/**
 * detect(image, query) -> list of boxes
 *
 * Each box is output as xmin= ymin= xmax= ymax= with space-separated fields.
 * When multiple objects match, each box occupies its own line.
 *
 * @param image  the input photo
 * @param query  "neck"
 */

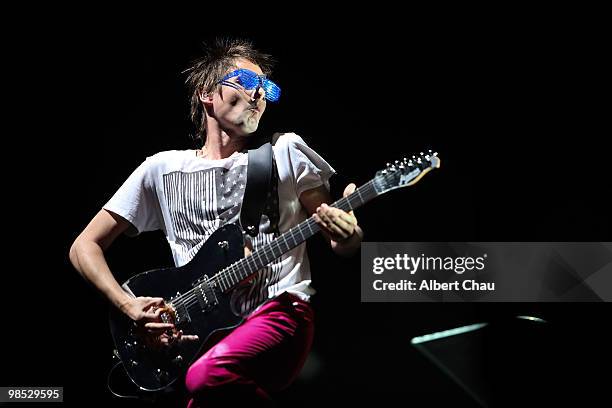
xmin=202 ymin=121 xmax=248 ymax=160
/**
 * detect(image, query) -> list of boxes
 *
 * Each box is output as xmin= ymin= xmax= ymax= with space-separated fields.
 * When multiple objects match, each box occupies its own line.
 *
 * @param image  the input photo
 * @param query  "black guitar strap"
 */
xmin=240 ymin=141 xmax=273 ymax=237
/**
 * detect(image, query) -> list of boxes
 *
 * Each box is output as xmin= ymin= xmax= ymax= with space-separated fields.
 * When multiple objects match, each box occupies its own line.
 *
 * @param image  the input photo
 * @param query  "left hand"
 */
xmin=313 ymin=183 xmax=359 ymax=243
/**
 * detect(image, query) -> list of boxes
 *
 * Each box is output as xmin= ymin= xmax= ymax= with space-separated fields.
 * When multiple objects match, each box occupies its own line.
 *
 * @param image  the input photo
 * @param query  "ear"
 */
xmin=199 ymin=90 xmax=213 ymax=105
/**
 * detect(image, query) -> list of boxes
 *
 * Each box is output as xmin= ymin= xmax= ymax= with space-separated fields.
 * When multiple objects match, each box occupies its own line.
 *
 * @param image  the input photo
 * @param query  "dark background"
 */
xmin=2 ymin=7 xmax=610 ymax=407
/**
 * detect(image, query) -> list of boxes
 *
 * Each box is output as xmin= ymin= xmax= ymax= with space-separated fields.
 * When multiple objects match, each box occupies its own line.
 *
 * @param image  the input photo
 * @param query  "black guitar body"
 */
xmin=109 ymin=224 xmax=245 ymax=391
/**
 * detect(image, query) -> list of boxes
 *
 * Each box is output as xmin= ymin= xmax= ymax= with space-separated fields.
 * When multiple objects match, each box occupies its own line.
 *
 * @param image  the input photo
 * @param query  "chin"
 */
xmin=241 ymin=119 xmax=260 ymax=134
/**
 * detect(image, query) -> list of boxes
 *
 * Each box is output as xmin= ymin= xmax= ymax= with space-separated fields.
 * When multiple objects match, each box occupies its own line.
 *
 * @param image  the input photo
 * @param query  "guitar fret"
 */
xmin=230 ymin=266 xmax=239 ymax=285
xmin=298 ymin=226 xmax=306 ymax=241
xmin=307 ymin=220 xmax=315 ymax=235
xmin=227 ymin=269 xmax=233 ymax=287
xmin=246 ymin=256 xmax=257 ymax=276
xmin=225 ymin=271 xmax=232 ymax=289
xmin=217 ymin=274 xmax=223 ymax=290
xmin=290 ymin=228 xmax=297 ymax=246
xmin=240 ymin=260 xmax=250 ymax=281
xmin=218 ymin=277 xmax=226 ymax=292
xmin=356 ymin=187 xmax=364 ymax=203
xmin=280 ymin=235 xmax=291 ymax=251
xmin=224 ymin=271 xmax=231 ymax=289
xmin=226 ymin=268 xmax=233 ymax=287
xmin=254 ymin=248 xmax=265 ymax=271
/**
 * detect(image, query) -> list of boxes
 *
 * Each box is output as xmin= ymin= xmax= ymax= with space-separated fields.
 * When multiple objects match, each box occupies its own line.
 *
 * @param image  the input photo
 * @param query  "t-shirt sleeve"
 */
xmin=103 ymin=156 xmax=162 ymax=236
xmin=278 ymin=133 xmax=336 ymax=197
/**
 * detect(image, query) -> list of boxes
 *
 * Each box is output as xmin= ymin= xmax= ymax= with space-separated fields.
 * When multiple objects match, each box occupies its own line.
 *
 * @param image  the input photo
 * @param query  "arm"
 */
xmin=69 ymin=210 xmax=174 ymax=338
xmin=69 ymin=209 xmax=134 ymax=311
xmin=299 ymin=184 xmax=364 ymax=257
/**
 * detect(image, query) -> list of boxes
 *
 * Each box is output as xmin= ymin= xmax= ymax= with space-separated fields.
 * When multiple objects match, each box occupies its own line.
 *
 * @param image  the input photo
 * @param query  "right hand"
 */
xmin=121 ymin=296 xmax=173 ymax=336
xmin=121 ymin=297 xmax=174 ymax=345
xmin=120 ymin=297 xmax=198 ymax=347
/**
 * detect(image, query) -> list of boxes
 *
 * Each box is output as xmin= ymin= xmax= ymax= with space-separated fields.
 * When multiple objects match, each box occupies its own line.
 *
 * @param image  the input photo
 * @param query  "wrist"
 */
xmin=117 ymin=294 xmax=135 ymax=314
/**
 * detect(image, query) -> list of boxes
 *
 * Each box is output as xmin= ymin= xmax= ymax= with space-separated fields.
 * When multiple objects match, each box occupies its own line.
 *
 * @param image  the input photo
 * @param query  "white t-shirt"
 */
xmin=104 ymin=133 xmax=335 ymax=316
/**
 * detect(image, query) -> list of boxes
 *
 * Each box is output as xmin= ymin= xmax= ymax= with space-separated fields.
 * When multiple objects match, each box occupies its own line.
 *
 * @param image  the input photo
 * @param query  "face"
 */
xmin=205 ymin=58 xmax=268 ymax=137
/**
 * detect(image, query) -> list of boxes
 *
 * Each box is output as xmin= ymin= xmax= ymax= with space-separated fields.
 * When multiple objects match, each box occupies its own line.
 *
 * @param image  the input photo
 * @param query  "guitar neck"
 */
xmin=213 ymin=179 xmax=379 ymax=292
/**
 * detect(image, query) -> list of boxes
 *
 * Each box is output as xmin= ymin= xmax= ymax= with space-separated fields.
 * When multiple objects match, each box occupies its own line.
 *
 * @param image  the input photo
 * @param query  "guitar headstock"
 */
xmin=373 ymin=150 xmax=441 ymax=194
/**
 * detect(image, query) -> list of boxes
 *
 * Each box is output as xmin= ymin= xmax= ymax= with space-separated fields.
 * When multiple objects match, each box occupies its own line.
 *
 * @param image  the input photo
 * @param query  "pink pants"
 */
xmin=184 ymin=292 xmax=314 ymax=407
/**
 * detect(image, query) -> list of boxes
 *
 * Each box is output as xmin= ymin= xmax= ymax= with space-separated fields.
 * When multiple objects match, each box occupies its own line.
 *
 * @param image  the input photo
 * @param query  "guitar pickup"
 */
xmin=195 ymin=275 xmax=218 ymax=312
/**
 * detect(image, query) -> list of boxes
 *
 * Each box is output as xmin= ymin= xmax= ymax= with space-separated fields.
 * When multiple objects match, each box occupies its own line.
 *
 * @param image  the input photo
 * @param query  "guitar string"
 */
xmin=170 ymin=159 xmax=428 ymax=313
xmin=174 ymin=162 xmax=421 ymax=313
xmin=207 ymin=180 xmax=377 ymax=290
xmin=175 ymin=160 xmax=423 ymax=313
xmin=176 ymin=181 xmax=378 ymax=312
xmin=175 ymin=180 xmax=378 ymax=311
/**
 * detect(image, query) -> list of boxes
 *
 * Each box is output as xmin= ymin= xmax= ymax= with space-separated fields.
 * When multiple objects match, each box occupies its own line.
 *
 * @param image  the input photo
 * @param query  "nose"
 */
xmin=250 ymin=84 xmax=265 ymax=102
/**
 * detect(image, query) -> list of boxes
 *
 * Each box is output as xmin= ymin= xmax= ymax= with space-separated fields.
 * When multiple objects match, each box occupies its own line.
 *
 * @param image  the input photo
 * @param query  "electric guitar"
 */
xmin=109 ymin=150 xmax=441 ymax=392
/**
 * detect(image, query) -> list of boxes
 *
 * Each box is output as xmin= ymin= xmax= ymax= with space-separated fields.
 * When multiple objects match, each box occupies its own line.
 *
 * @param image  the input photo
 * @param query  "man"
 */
xmin=69 ymin=38 xmax=363 ymax=407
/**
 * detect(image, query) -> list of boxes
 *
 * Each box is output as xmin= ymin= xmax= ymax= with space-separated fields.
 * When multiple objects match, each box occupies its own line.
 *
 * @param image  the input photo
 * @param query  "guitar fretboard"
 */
xmin=213 ymin=179 xmax=379 ymax=292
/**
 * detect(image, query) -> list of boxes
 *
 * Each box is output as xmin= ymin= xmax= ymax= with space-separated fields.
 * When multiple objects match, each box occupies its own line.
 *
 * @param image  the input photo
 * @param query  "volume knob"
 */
xmin=172 ymin=355 xmax=184 ymax=366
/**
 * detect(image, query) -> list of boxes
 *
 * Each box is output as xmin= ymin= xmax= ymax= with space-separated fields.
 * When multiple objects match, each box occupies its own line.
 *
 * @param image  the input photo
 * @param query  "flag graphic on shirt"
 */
xmin=162 ymin=163 xmax=282 ymax=316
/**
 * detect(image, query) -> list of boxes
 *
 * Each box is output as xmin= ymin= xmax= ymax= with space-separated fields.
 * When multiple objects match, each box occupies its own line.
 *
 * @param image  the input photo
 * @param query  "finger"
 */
xmin=320 ymin=213 xmax=346 ymax=237
xmin=147 ymin=329 xmax=172 ymax=338
xmin=329 ymin=215 xmax=353 ymax=234
xmin=314 ymin=213 xmax=331 ymax=230
xmin=144 ymin=322 xmax=174 ymax=330
xmin=325 ymin=211 xmax=354 ymax=235
xmin=144 ymin=297 xmax=165 ymax=308
xmin=332 ymin=205 xmax=356 ymax=221
xmin=145 ymin=329 xmax=172 ymax=338
xmin=179 ymin=335 xmax=200 ymax=343
xmin=172 ymin=330 xmax=183 ymax=342
xmin=321 ymin=209 xmax=352 ymax=235
xmin=320 ymin=204 xmax=349 ymax=221
xmin=326 ymin=221 xmax=349 ymax=240
xmin=175 ymin=330 xmax=198 ymax=342
xmin=320 ymin=208 xmax=347 ymax=227
xmin=314 ymin=215 xmax=334 ymax=240
xmin=337 ymin=211 xmax=357 ymax=226
xmin=343 ymin=183 xmax=357 ymax=198
xmin=142 ymin=307 xmax=164 ymax=321
xmin=318 ymin=204 xmax=336 ymax=223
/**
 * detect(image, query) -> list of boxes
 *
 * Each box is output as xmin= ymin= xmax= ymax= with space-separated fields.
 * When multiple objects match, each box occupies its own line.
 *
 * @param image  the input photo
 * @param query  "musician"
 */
xmin=68 ymin=38 xmax=363 ymax=407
